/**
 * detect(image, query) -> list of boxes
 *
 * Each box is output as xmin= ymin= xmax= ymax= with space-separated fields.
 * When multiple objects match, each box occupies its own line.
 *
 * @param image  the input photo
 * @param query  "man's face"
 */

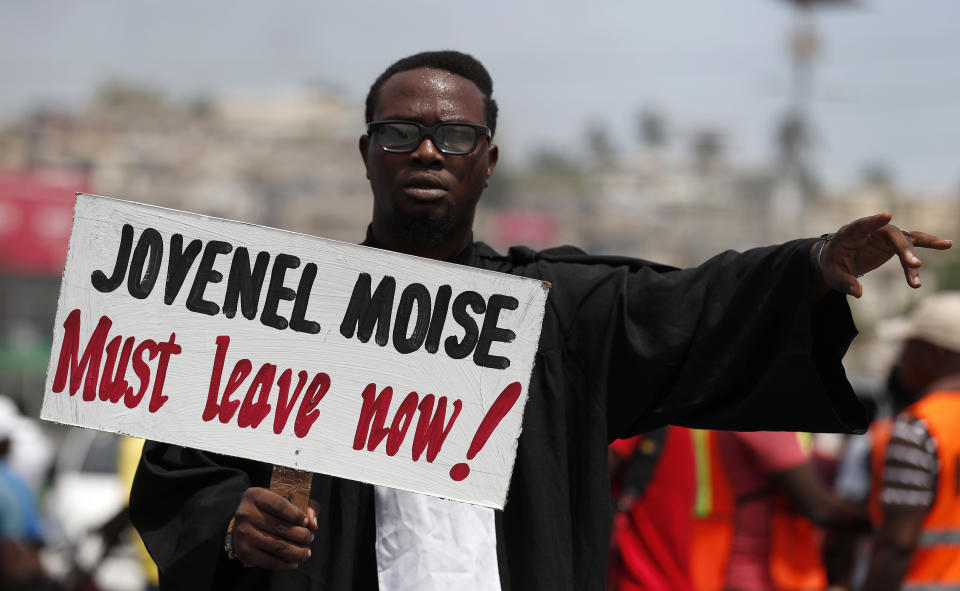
xmin=896 ymin=338 xmax=948 ymax=399
xmin=360 ymin=67 xmax=498 ymax=249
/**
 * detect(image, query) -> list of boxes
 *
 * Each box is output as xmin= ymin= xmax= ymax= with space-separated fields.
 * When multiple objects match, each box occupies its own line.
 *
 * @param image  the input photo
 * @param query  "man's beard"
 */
xmin=391 ymin=206 xmax=458 ymax=247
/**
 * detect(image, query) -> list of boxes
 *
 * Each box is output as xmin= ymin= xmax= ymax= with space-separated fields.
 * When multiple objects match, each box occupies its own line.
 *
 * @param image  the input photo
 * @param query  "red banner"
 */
xmin=0 ymin=170 xmax=89 ymax=275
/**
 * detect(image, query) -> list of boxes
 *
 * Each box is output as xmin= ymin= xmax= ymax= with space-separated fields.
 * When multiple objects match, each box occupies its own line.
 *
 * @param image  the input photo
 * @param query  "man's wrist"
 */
xmin=808 ymin=235 xmax=834 ymax=303
xmin=814 ymin=233 xmax=835 ymax=274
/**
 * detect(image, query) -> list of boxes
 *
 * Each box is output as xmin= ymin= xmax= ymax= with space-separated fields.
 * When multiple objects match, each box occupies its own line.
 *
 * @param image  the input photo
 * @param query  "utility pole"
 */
xmin=770 ymin=0 xmax=857 ymax=232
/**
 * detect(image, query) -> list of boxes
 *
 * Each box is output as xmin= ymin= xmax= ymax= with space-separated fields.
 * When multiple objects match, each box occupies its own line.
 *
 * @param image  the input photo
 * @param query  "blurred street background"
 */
xmin=1 ymin=0 xmax=959 ymax=589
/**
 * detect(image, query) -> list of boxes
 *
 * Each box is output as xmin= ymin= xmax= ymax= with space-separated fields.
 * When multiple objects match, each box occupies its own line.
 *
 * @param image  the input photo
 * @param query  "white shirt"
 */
xmin=374 ymin=486 xmax=501 ymax=591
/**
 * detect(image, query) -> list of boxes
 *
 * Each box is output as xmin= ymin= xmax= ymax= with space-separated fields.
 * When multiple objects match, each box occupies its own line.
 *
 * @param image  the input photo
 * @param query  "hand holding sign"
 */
xmin=42 ymin=195 xmax=548 ymax=509
xmin=230 ymin=486 xmax=318 ymax=569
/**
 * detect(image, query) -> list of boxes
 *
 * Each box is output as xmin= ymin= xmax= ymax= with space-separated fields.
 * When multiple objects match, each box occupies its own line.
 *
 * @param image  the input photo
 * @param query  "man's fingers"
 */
xmin=239 ymin=506 xmax=314 ymax=545
xmin=236 ymin=541 xmax=302 ymax=571
xmin=829 ymin=268 xmax=863 ymax=299
xmin=307 ymin=500 xmax=320 ymax=532
xmin=903 ymin=230 xmax=953 ymax=251
xmin=883 ymin=225 xmax=922 ymax=267
xmin=903 ymin=267 xmax=922 ymax=289
xmin=235 ymin=523 xmax=312 ymax=567
xmin=843 ymin=212 xmax=893 ymax=237
xmin=876 ymin=225 xmax=927 ymax=288
xmin=251 ymin=488 xmax=308 ymax=525
xmin=262 ymin=517 xmax=314 ymax=545
xmin=249 ymin=528 xmax=311 ymax=563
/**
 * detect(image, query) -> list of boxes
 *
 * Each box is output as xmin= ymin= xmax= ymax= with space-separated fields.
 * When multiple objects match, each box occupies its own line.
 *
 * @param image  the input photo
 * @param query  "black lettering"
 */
xmin=164 ymin=234 xmax=202 ymax=305
xmin=444 ymin=291 xmax=485 ymax=359
xmin=260 ymin=254 xmax=300 ymax=330
xmin=186 ymin=240 xmax=232 ymax=316
xmin=91 ymin=224 xmax=133 ymax=293
xmin=223 ymin=249 xmax=270 ymax=320
xmin=289 ymin=263 xmax=321 ymax=334
xmin=339 ymin=273 xmax=396 ymax=346
xmin=424 ymin=285 xmax=451 ymax=354
xmin=127 ymin=227 xmax=163 ymax=299
xmin=474 ymin=294 xmax=518 ymax=369
xmin=393 ymin=283 xmax=431 ymax=354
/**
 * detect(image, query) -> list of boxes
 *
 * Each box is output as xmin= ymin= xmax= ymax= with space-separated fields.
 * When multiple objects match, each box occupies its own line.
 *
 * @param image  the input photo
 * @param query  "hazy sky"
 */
xmin=3 ymin=0 xmax=958 ymax=190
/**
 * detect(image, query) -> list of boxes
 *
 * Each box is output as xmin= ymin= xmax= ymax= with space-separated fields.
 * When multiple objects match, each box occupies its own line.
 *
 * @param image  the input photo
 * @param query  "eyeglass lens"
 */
xmin=376 ymin=122 xmax=480 ymax=154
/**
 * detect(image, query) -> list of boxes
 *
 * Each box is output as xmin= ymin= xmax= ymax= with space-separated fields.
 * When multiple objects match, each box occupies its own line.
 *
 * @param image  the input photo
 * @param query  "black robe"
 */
xmin=130 ymin=237 xmax=865 ymax=591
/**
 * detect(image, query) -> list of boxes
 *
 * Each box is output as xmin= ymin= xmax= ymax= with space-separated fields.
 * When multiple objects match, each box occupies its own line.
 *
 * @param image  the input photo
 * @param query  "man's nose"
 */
xmin=410 ymin=135 xmax=444 ymax=165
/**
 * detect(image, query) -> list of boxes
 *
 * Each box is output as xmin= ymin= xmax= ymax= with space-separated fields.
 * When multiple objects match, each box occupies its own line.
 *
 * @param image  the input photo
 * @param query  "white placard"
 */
xmin=41 ymin=194 xmax=549 ymax=509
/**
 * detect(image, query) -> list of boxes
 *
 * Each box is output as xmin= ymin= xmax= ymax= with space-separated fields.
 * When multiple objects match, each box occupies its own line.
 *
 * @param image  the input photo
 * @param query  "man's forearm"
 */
xmin=859 ymin=538 xmax=913 ymax=591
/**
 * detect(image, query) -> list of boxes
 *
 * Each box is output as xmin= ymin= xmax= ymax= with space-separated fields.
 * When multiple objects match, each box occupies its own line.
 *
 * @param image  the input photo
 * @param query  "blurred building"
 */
xmin=0 ymin=82 xmax=372 ymax=241
xmin=0 ymin=81 xmax=957 ymax=403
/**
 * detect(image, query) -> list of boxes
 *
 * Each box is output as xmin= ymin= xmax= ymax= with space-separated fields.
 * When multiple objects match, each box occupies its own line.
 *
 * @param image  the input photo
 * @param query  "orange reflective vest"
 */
xmin=768 ymin=499 xmax=827 ymax=591
xmin=691 ymin=430 xmax=734 ymax=591
xmin=901 ymin=390 xmax=960 ymax=590
xmin=768 ymin=432 xmax=827 ymax=591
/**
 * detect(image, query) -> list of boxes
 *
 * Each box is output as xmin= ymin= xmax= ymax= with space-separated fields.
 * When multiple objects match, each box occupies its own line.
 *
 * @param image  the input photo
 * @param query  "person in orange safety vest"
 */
xmin=862 ymin=293 xmax=960 ymax=591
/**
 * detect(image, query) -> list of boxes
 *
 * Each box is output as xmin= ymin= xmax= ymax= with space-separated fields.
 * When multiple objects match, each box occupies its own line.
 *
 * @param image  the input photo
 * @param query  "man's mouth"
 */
xmin=401 ymin=175 xmax=448 ymax=201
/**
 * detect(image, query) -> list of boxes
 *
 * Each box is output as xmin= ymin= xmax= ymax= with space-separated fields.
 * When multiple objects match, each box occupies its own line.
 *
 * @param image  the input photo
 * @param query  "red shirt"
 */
xmin=609 ymin=426 xmax=696 ymax=591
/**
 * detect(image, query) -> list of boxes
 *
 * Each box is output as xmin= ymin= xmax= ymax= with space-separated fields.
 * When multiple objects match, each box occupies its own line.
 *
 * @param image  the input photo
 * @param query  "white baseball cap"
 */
xmin=877 ymin=292 xmax=960 ymax=354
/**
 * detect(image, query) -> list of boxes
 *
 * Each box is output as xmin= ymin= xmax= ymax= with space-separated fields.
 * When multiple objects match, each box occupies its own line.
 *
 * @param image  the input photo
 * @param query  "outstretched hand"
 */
xmin=230 ymin=487 xmax=319 ymax=570
xmin=817 ymin=212 xmax=952 ymax=298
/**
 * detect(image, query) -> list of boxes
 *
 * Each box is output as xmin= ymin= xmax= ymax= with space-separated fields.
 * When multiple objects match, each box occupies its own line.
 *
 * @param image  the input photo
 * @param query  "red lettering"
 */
xmin=293 ymin=373 xmax=330 ymax=438
xmin=51 ymin=309 xmax=179 ymax=413
xmin=99 ymin=336 xmax=134 ymax=403
xmin=385 ymin=393 xmax=418 ymax=456
xmin=148 ymin=334 xmax=181 ymax=413
xmin=52 ymin=309 xmax=112 ymax=400
xmin=352 ymin=385 xmax=463 ymax=461
xmin=353 ymin=384 xmax=393 ymax=451
xmin=204 ymin=338 xmax=332 ymax=436
xmin=273 ymin=369 xmax=308 ymax=434
xmin=219 ymin=359 xmax=252 ymax=424
xmin=450 ymin=382 xmax=523 ymax=481
xmin=127 ymin=340 xmax=157 ymax=408
xmin=237 ymin=363 xmax=276 ymax=428
xmin=203 ymin=336 xmax=230 ymax=421
xmin=412 ymin=395 xmax=462 ymax=462
xmin=131 ymin=339 xmax=156 ymax=404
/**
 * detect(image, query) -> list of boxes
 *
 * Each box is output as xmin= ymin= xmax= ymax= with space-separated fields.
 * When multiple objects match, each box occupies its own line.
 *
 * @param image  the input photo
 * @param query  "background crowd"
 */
xmin=608 ymin=289 xmax=960 ymax=591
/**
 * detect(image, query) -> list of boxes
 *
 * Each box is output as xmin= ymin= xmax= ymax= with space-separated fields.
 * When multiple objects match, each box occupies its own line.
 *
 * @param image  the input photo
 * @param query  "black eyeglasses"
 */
xmin=367 ymin=120 xmax=492 ymax=155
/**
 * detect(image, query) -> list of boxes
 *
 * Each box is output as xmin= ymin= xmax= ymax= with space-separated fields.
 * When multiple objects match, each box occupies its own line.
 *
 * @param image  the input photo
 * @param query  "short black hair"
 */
xmin=365 ymin=50 xmax=498 ymax=136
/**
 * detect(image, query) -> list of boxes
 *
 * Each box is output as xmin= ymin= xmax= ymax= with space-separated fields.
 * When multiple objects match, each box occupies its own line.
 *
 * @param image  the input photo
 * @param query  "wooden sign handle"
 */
xmin=269 ymin=465 xmax=313 ymax=513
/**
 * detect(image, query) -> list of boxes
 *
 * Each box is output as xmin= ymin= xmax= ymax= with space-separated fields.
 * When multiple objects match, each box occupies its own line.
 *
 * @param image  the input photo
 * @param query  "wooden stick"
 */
xmin=269 ymin=465 xmax=313 ymax=513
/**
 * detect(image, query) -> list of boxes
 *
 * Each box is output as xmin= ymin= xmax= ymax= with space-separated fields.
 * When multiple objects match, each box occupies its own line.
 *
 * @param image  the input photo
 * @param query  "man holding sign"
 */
xmin=128 ymin=51 xmax=951 ymax=590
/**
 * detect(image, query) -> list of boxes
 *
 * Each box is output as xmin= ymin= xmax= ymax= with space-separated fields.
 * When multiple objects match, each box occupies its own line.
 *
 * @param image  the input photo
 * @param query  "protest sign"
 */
xmin=41 ymin=194 xmax=549 ymax=509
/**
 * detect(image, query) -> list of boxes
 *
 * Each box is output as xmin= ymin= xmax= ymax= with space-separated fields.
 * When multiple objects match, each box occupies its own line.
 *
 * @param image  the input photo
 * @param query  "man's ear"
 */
xmin=485 ymin=143 xmax=499 ymax=188
xmin=359 ymin=135 xmax=371 ymax=179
